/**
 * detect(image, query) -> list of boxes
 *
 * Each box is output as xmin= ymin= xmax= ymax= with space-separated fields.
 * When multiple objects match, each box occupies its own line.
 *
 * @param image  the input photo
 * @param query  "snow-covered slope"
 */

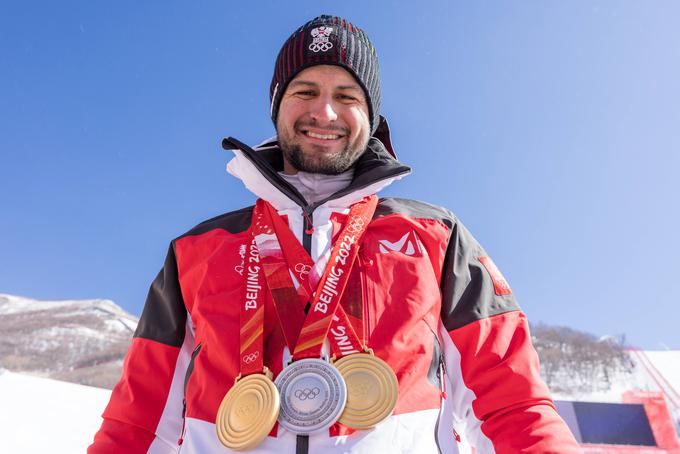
xmin=0 ymin=369 xmax=111 ymax=453
xmin=551 ymin=350 xmax=680 ymax=403
xmin=632 ymin=350 xmax=680 ymax=412
xmin=0 ymin=293 xmax=138 ymax=388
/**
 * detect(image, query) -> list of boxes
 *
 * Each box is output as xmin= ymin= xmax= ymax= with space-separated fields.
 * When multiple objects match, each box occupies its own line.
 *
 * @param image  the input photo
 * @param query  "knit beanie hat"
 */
xmin=269 ymin=15 xmax=381 ymax=134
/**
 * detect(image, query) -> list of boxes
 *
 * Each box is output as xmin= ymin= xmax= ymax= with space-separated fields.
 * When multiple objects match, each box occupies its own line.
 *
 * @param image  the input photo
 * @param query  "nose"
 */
xmin=309 ymin=96 xmax=338 ymax=124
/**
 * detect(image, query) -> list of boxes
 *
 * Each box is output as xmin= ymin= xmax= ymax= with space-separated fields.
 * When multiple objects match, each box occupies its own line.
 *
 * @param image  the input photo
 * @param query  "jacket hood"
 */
xmin=222 ymin=135 xmax=411 ymax=212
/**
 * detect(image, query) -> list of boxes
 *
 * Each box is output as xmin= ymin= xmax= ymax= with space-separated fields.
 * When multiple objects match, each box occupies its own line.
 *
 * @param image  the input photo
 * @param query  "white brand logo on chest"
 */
xmin=378 ymin=231 xmax=421 ymax=256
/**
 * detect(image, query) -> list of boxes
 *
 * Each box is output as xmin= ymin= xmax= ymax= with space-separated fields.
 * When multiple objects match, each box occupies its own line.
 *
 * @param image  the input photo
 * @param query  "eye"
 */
xmin=295 ymin=90 xmax=316 ymax=98
xmin=338 ymin=94 xmax=357 ymax=101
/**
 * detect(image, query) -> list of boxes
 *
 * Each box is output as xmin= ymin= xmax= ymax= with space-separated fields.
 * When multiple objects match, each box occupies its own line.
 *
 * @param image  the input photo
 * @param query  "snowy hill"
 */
xmin=0 ymin=293 xmax=137 ymax=388
xmin=0 ymin=369 xmax=111 ymax=453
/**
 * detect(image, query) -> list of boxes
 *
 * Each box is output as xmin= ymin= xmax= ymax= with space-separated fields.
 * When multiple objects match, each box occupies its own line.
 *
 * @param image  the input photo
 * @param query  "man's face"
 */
xmin=276 ymin=65 xmax=371 ymax=175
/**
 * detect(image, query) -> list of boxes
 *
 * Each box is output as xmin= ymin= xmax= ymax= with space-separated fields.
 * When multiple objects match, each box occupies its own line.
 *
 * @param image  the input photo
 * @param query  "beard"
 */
xmin=277 ymin=121 xmax=369 ymax=175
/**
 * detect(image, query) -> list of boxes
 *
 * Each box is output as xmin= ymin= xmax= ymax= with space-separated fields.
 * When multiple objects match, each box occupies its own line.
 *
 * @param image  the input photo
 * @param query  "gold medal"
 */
xmin=335 ymin=351 xmax=398 ymax=429
xmin=216 ymin=370 xmax=280 ymax=451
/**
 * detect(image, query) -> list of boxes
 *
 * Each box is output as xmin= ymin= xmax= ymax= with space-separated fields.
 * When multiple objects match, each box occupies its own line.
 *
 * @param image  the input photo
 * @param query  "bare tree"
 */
xmin=531 ymin=323 xmax=633 ymax=394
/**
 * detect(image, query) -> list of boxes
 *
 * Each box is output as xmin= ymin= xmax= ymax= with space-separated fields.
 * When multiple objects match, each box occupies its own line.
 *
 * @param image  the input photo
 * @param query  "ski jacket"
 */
xmin=89 ymin=136 xmax=580 ymax=454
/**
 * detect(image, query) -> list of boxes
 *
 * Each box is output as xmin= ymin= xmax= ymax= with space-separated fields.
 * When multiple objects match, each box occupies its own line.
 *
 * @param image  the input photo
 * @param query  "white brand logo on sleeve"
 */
xmin=309 ymin=26 xmax=333 ymax=53
xmin=378 ymin=231 xmax=422 ymax=256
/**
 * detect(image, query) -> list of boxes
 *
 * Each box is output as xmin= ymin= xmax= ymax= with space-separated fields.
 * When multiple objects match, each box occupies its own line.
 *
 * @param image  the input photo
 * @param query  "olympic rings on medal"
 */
xmin=242 ymin=352 xmax=259 ymax=364
xmin=294 ymin=263 xmax=312 ymax=277
xmin=345 ymin=216 xmax=365 ymax=234
xmin=294 ymin=387 xmax=320 ymax=401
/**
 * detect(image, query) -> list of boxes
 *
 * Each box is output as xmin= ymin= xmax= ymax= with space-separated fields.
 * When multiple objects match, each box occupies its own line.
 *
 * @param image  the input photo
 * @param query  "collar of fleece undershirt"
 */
xmin=277 ymin=169 xmax=354 ymax=205
xmin=223 ymin=136 xmax=411 ymax=212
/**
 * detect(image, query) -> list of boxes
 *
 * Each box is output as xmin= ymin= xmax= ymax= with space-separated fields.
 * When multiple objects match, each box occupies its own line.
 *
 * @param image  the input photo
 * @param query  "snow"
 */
xmin=105 ymin=317 xmax=137 ymax=333
xmin=552 ymin=350 xmax=680 ymax=415
xmin=0 ymin=293 xmax=136 ymax=323
xmin=0 ymin=293 xmax=90 ymax=314
xmin=0 ymin=369 xmax=112 ymax=453
xmin=644 ymin=350 xmax=680 ymax=399
xmin=38 ymin=325 xmax=111 ymax=340
xmin=633 ymin=349 xmax=680 ymax=424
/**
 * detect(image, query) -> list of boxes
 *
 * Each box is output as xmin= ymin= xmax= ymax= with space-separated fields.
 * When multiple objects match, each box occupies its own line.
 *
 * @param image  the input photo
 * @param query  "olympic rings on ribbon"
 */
xmin=242 ymin=351 xmax=259 ymax=364
xmin=345 ymin=216 xmax=365 ymax=234
xmin=294 ymin=263 xmax=312 ymax=277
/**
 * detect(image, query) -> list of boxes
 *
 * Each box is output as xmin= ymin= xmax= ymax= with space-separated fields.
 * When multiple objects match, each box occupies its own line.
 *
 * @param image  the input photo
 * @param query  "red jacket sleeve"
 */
xmin=439 ymin=219 xmax=581 ymax=453
xmin=89 ymin=243 xmax=192 ymax=454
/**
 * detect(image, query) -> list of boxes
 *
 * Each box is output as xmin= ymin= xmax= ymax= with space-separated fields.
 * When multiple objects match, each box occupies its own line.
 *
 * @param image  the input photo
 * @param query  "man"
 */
xmin=90 ymin=15 xmax=580 ymax=453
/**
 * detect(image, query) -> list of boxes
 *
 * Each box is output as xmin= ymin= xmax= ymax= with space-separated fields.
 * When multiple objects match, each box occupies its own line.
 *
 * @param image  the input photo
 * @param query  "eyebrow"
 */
xmin=288 ymin=80 xmax=362 ymax=91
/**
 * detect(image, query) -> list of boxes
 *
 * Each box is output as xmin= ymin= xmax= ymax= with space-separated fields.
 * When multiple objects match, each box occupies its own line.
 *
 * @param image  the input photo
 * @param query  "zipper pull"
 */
xmin=439 ymin=352 xmax=448 ymax=399
xmin=178 ymin=398 xmax=187 ymax=445
xmin=303 ymin=210 xmax=314 ymax=235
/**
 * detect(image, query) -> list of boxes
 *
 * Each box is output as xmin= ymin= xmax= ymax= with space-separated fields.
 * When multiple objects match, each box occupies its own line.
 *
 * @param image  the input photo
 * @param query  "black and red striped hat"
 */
xmin=269 ymin=15 xmax=381 ymax=134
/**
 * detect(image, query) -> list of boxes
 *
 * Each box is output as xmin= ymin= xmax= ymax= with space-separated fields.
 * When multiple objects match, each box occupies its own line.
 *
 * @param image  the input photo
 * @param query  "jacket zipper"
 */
xmin=294 ymin=205 xmax=321 ymax=454
xmin=178 ymin=343 xmax=202 ymax=446
xmin=178 ymin=399 xmax=187 ymax=446
xmin=426 ymin=327 xmax=445 ymax=454
xmin=357 ymin=255 xmax=372 ymax=339
xmin=297 ymin=207 xmax=314 ymax=453
xmin=302 ymin=207 xmax=314 ymax=255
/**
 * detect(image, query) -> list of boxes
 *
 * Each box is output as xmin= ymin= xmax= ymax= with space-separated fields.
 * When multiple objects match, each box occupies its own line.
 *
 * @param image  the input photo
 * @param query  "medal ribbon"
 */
xmin=253 ymin=196 xmax=375 ymax=361
xmin=238 ymin=237 xmax=266 ymax=376
xmin=261 ymin=202 xmax=365 ymax=359
xmin=292 ymin=195 xmax=375 ymax=359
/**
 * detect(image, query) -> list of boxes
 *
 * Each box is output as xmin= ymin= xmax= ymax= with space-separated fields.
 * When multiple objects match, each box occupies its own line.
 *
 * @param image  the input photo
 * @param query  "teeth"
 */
xmin=306 ymin=131 xmax=340 ymax=140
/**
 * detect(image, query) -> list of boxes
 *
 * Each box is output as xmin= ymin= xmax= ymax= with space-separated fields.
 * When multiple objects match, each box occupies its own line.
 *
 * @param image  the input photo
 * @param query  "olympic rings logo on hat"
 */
xmin=346 ymin=216 xmax=365 ymax=234
xmin=294 ymin=263 xmax=311 ymax=277
xmin=309 ymin=26 xmax=333 ymax=53
xmin=294 ymin=387 xmax=320 ymax=401
xmin=242 ymin=352 xmax=259 ymax=364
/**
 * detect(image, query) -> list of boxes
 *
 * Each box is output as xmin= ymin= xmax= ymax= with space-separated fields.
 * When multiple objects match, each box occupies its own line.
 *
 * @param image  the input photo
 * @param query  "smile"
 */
xmin=303 ymin=131 xmax=343 ymax=140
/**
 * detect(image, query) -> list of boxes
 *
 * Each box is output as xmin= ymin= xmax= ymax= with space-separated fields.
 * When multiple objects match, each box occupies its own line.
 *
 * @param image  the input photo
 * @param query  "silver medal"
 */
xmin=274 ymin=358 xmax=347 ymax=434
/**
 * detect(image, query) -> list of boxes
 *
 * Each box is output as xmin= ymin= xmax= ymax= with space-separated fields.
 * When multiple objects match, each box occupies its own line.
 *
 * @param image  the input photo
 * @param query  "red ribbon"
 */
xmin=238 ymin=237 xmax=266 ymax=376
xmin=252 ymin=196 xmax=376 ymax=361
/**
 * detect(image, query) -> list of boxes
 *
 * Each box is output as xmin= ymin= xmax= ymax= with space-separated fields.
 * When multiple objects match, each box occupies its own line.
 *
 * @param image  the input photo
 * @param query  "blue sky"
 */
xmin=1 ymin=1 xmax=679 ymax=349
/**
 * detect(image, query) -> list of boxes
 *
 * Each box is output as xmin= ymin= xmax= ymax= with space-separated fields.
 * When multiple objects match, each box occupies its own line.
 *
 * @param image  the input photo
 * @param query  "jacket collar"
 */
xmin=223 ymin=136 xmax=411 ymax=212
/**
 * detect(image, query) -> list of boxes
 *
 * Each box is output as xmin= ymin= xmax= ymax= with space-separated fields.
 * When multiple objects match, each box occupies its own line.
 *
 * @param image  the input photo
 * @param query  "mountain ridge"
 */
xmin=0 ymin=293 xmax=138 ymax=388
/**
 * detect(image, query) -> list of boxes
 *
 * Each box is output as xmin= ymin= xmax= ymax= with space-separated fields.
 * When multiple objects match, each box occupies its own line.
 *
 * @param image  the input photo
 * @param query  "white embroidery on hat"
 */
xmin=309 ymin=26 xmax=333 ymax=53
xmin=270 ymin=83 xmax=279 ymax=116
